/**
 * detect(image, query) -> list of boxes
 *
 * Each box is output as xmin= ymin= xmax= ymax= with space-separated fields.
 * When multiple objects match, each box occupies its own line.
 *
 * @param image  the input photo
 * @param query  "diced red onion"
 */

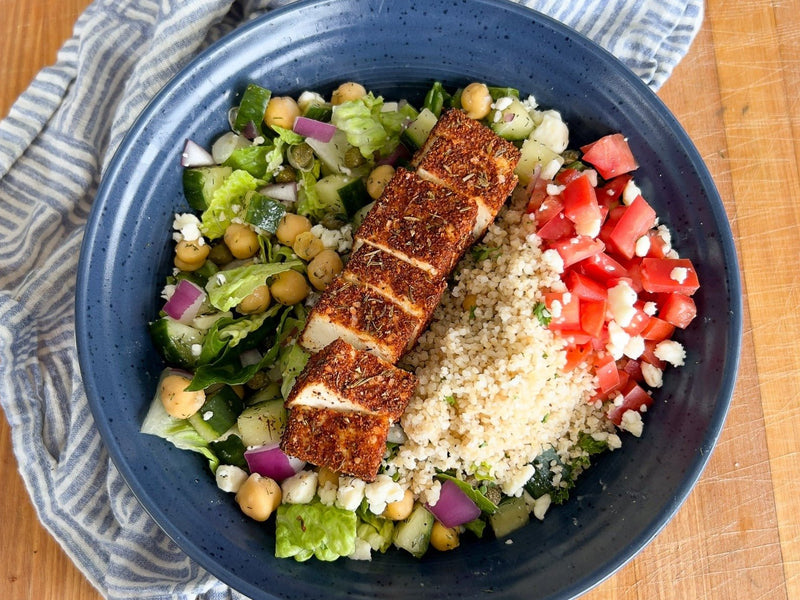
xmin=376 ymin=143 xmax=411 ymax=166
xmin=293 ymin=116 xmax=336 ymax=142
xmin=258 ymin=182 xmax=298 ymax=204
xmin=426 ymin=480 xmax=481 ymax=528
xmin=503 ymin=112 xmax=516 ymax=122
xmin=163 ymin=279 xmax=206 ymax=324
xmin=241 ymin=120 xmax=259 ymax=140
xmin=244 ymin=443 xmax=306 ymax=481
xmin=181 ymin=139 xmax=215 ymax=167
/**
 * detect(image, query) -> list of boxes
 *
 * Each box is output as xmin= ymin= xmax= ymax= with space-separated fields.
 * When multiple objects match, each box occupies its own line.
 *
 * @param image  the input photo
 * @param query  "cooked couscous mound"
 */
xmin=388 ymin=200 xmax=617 ymax=505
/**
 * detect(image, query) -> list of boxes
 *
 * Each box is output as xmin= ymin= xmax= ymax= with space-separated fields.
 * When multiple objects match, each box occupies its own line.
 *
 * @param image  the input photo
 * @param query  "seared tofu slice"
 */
xmin=342 ymin=244 xmax=446 ymax=320
xmin=354 ymin=168 xmax=478 ymax=278
xmin=300 ymin=278 xmax=424 ymax=364
xmin=286 ymin=338 xmax=417 ymax=421
xmin=281 ymin=404 xmax=390 ymax=481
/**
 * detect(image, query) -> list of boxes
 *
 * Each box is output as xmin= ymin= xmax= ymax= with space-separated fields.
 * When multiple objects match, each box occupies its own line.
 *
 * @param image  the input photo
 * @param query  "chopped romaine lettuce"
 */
xmin=279 ymin=342 xmax=310 ymax=400
xmin=223 ymin=145 xmax=273 ymax=178
xmin=330 ymin=93 xmax=410 ymax=158
xmin=356 ymin=501 xmax=395 ymax=552
xmin=295 ymin=169 xmax=346 ymax=224
xmin=205 ymin=261 xmax=302 ymax=312
xmin=271 ymin=125 xmax=305 ymax=145
xmin=200 ymin=169 xmax=262 ymax=239
xmin=275 ymin=501 xmax=358 ymax=562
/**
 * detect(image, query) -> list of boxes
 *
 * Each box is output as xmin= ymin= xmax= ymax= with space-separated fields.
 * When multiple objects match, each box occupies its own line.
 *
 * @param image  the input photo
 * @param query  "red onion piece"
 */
xmin=163 ymin=279 xmax=206 ymax=324
xmin=244 ymin=443 xmax=306 ymax=481
xmin=293 ymin=116 xmax=336 ymax=142
xmin=376 ymin=143 xmax=411 ymax=166
xmin=241 ymin=120 xmax=259 ymax=140
xmin=426 ymin=480 xmax=481 ymax=528
xmin=503 ymin=112 xmax=516 ymax=123
xmin=181 ymin=139 xmax=215 ymax=167
xmin=259 ymin=182 xmax=298 ymax=203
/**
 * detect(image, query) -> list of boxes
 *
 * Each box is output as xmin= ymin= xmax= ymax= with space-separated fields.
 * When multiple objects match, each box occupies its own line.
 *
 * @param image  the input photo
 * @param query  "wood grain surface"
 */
xmin=1 ymin=1 xmax=798 ymax=599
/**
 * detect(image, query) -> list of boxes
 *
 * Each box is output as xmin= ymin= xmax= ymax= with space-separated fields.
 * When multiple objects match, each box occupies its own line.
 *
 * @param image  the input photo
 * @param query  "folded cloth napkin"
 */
xmin=0 ymin=0 xmax=702 ymax=598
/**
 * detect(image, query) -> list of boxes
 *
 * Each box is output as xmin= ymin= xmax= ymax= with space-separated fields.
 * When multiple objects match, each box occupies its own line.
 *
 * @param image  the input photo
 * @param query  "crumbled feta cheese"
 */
xmin=623 ymin=335 xmax=645 ymax=360
xmin=608 ymin=281 xmax=638 ymax=327
xmin=191 ymin=343 xmax=203 ymax=357
xmin=310 ymin=223 xmax=353 ymax=253
xmin=161 ymin=284 xmax=176 ymax=301
xmin=634 ymin=235 xmax=651 ymax=257
xmin=541 ymin=248 xmax=564 ymax=274
xmin=364 ymin=474 xmax=405 ymax=515
xmin=348 ymin=538 xmax=372 ymax=561
xmin=641 ymin=362 xmax=664 ymax=388
xmin=670 ymin=267 xmax=688 ymax=284
xmin=622 ymin=179 xmax=641 ymax=206
xmin=281 ymin=470 xmax=318 ymax=504
xmin=606 ymin=320 xmax=631 ymax=360
xmin=583 ymin=169 xmax=599 ymax=188
xmin=550 ymin=300 xmax=563 ymax=318
xmin=521 ymin=94 xmax=538 ymax=111
xmin=215 ymin=465 xmax=249 ymax=493
xmin=531 ymin=110 xmax=569 ymax=153
xmin=643 ymin=301 xmax=658 ymax=317
xmin=666 ymin=249 xmax=680 ymax=259
xmin=492 ymin=96 xmax=514 ymax=112
xmin=546 ymin=183 xmax=565 ymax=196
xmin=540 ymin=158 xmax=564 ymax=180
xmin=620 ymin=410 xmax=644 ymax=437
xmin=202 ymin=410 xmax=214 ymax=421
xmin=532 ymin=493 xmax=552 ymax=521
xmin=505 ymin=539 xmax=514 ymax=545
xmin=172 ymin=213 xmax=203 ymax=243
xmin=654 ymin=340 xmax=686 ymax=367
xmin=318 ymin=481 xmax=338 ymax=506
xmin=607 ymin=433 xmax=623 ymax=450
xmin=297 ymin=90 xmax=326 ymax=112
xmin=336 ymin=476 xmax=366 ymax=511
xmin=500 ymin=463 xmax=535 ymax=497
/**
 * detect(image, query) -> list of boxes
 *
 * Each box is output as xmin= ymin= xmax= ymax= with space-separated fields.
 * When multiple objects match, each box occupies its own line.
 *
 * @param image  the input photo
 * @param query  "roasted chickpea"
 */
xmin=159 ymin=373 xmax=205 ymax=419
xmin=382 ymin=489 xmax=414 ymax=521
xmin=270 ymin=269 xmax=310 ymax=305
xmin=175 ymin=239 xmax=210 ymax=266
xmin=292 ymin=231 xmax=325 ymax=260
xmin=366 ymin=164 xmax=395 ymax=200
xmin=264 ymin=96 xmax=301 ymax=130
xmin=317 ymin=466 xmax=339 ymax=489
xmin=237 ymin=284 xmax=271 ymax=314
xmin=223 ymin=223 xmax=259 ymax=259
xmin=331 ymin=82 xmax=366 ymax=105
xmin=430 ymin=521 xmax=460 ymax=551
xmin=460 ymin=82 xmax=492 ymax=120
xmin=307 ymin=249 xmax=343 ymax=291
xmin=235 ymin=473 xmax=282 ymax=521
xmin=275 ymin=213 xmax=312 ymax=245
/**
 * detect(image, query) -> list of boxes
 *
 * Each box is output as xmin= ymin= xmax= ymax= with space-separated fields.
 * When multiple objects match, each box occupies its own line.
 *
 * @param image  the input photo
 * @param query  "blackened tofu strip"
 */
xmin=299 ymin=278 xmax=425 ymax=364
xmin=286 ymin=338 xmax=417 ymax=421
xmin=342 ymin=244 xmax=446 ymax=320
xmin=353 ymin=167 xmax=478 ymax=279
xmin=281 ymin=404 xmax=390 ymax=482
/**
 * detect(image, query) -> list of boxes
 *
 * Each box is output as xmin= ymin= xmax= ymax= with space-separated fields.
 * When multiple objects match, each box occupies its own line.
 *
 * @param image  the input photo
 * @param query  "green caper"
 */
xmin=287 ymin=142 xmax=315 ymax=171
xmin=344 ymin=146 xmax=366 ymax=168
xmin=274 ymin=165 xmax=297 ymax=183
xmin=208 ymin=242 xmax=234 ymax=266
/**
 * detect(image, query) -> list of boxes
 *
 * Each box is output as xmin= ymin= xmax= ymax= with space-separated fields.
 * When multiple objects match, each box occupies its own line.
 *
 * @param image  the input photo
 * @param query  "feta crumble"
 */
xmin=215 ymin=465 xmax=249 ymax=494
xmin=281 ymin=470 xmax=318 ymax=504
xmin=654 ymin=340 xmax=686 ymax=367
xmin=620 ymin=410 xmax=644 ymax=437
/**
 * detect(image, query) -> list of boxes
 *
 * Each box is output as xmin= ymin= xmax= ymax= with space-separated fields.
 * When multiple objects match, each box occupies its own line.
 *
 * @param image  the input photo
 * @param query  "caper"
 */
xmin=287 ymin=143 xmax=315 ymax=171
xmin=344 ymin=146 xmax=366 ymax=168
xmin=208 ymin=242 xmax=234 ymax=266
xmin=274 ymin=165 xmax=297 ymax=183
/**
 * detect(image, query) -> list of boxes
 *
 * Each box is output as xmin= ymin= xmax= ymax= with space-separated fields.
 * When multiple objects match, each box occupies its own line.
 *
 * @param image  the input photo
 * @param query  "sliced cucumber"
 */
xmin=208 ymin=434 xmax=248 ymax=469
xmin=515 ymin=138 xmax=563 ymax=186
xmin=149 ymin=317 xmax=204 ymax=369
xmin=237 ymin=399 xmax=287 ymax=446
xmin=487 ymin=86 xmax=520 ymax=101
xmin=222 ymin=145 xmax=271 ymax=179
xmin=182 ymin=165 xmax=233 ymax=211
xmin=352 ymin=200 xmax=375 ymax=231
xmin=393 ymin=503 xmax=434 ymax=558
xmin=490 ymin=97 xmax=535 ymax=141
xmin=489 ymin=496 xmax=529 ymax=538
xmin=315 ymin=173 xmax=370 ymax=219
xmin=302 ymin=101 xmax=332 ymax=122
xmin=304 ymin=129 xmax=354 ymax=175
xmin=401 ymin=108 xmax=438 ymax=150
xmin=234 ymin=83 xmax=271 ymax=136
xmin=188 ymin=385 xmax=245 ymax=442
xmin=244 ymin=191 xmax=287 ymax=234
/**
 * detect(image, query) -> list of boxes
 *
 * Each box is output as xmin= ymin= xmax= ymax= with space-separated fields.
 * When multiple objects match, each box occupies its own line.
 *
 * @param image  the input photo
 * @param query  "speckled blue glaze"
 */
xmin=75 ymin=1 xmax=741 ymax=599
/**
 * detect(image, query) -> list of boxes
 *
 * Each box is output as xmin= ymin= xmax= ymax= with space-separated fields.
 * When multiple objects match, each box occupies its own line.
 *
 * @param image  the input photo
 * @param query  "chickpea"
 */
xmin=430 ymin=521 xmax=460 ymax=551
xmin=237 ymin=284 xmax=271 ymax=314
xmin=366 ymin=165 xmax=395 ymax=200
xmin=270 ymin=269 xmax=310 ymax=305
xmin=307 ymin=249 xmax=343 ymax=291
xmin=317 ymin=466 xmax=339 ymax=488
xmin=292 ymin=231 xmax=325 ymax=260
xmin=175 ymin=239 xmax=210 ymax=266
xmin=174 ymin=256 xmax=204 ymax=272
xmin=264 ymin=96 xmax=301 ymax=130
xmin=382 ymin=489 xmax=414 ymax=521
xmin=235 ymin=473 xmax=282 ymax=521
xmin=331 ymin=82 xmax=367 ymax=105
xmin=275 ymin=213 xmax=312 ymax=245
xmin=460 ymin=82 xmax=492 ymax=120
xmin=223 ymin=223 xmax=260 ymax=259
xmin=159 ymin=374 xmax=206 ymax=419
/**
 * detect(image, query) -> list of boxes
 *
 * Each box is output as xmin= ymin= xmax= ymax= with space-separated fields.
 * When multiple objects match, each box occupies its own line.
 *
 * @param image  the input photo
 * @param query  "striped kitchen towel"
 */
xmin=0 ymin=1 xmax=702 ymax=599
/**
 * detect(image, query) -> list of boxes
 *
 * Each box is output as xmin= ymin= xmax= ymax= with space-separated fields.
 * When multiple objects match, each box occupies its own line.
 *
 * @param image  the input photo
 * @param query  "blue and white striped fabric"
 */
xmin=0 ymin=1 xmax=702 ymax=598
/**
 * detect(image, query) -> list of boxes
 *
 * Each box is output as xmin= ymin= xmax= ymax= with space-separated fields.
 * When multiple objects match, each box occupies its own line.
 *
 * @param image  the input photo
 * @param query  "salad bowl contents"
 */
xmin=76 ymin=1 xmax=740 ymax=598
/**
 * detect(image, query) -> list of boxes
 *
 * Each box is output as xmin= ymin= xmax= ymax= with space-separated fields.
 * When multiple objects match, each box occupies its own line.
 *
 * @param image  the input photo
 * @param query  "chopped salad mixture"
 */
xmin=144 ymin=80 xmax=700 ymax=561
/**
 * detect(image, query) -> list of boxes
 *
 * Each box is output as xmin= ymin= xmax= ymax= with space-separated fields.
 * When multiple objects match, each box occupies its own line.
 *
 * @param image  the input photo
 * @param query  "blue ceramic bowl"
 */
xmin=76 ymin=1 xmax=741 ymax=598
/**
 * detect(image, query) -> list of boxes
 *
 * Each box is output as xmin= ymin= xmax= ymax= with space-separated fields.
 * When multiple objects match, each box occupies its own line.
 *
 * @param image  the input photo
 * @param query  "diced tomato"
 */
xmin=549 ymin=236 xmax=605 ymax=268
xmin=622 ymin=260 xmax=644 ymax=293
xmin=620 ymin=358 xmax=643 ymax=382
xmin=640 ymin=340 xmax=667 ymax=369
xmin=545 ymin=291 xmax=581 ymax=330
xmin=525 ymin=176 xmax=550 ymax=214
xmin=536 ymin=198 xmax=576 ymax=240
xmin=621 ymin=307 xmax=650 ymax=336
xmin=594 ymin=353 xmax=621 ymax=394
xmin=640 ymin=316 xmax=675 ymax=341
xmin=580 ymin=299 xmax=607 ymax=338
xmin=640 ymin=257 xmax=700 ymax=296
xmin=579 ymin=251 xmax=628 ymax=284
xmin=597 ymin=174 xmax=632 ymax=209
xmin=566 ymin=271 xmax=607 ymax=302
xmin=646 ymin=229 xmax=670 ymax=258
xmin=607 ymin=195 xmax=657 ymax=259
xmin=562 ymin=174 xmax=603 ymax=237
xmin=659 ymin=292 xmax=697 ymax=328
xmin=607 ymin=381 xmax=653 ymax=426
xmin=554 ymin=167 xmax=584 ymax=186
xmin=580 ymin=133 xmax=638 ymax=181
xmin=563 ymin=342 xmax=592 ymax=371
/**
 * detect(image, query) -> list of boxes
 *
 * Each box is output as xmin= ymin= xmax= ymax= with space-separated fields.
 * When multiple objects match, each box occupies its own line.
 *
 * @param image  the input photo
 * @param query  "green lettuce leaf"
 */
xmin=205 ymin=261 xmax=302 ymax=312
xmin=223 ymin=145 xmax=273 ymax=178
xmin=275 ymin=501 xmax=358 ymax=562
xmin=200 ymin=169 xmax=261 ymax=239
xmin=279 ymin=342 xmax=310 ymax=400
xmin=356 ymin=501 xmax=395 ymax=552
xmin=271 ymin=125 xmax=305 ymax=145
xmin=330 ymin=93 xmax=408 ymax=158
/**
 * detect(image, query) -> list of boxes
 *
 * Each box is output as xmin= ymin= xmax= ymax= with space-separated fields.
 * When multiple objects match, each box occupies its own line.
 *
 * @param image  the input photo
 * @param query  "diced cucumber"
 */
xmin=352 ymin=200 xmax=375 ymax=231
xmin=515 ymin=138 xmax=563 ymax=186
xmin=149 ymin=317 xmax=204 ymax=369
xmin=392 ymin=503 xmax=434 ymax=558
xmin=489 ymin=496 xmax=529 ymax=538
xmin=208 ymin=433 xmax=248 ymax=469
xmin=401 ymin=108 xmax=438 ymax=150
xmin=188 ymin=385 xmax=245 ymax=442
xmin=315 ymin=174 xmax=370 ymax=219
xmin=302 ymin=101 xmax=333 ymax=122
xmin=182 ymin=165 xmax=233 ymax=211
xmin=223 ymin=145 xmax=272 ymax=178
xmin=237 ymin=399 xmax=287 ymax=446
xmin=244 ymin=191 xmax=287 ymax=233
xmin=422 ymin=81 xmax=451 ymax=118
xmin=234 ymin=83 xmax=271 ymax=136
xmin=487 ymin=86 xmax=520 ymax=101
xmin=490 ymin=97 xmax=535 ymax=141
xmin=304 ymin=129 xmax=354 ymax=175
